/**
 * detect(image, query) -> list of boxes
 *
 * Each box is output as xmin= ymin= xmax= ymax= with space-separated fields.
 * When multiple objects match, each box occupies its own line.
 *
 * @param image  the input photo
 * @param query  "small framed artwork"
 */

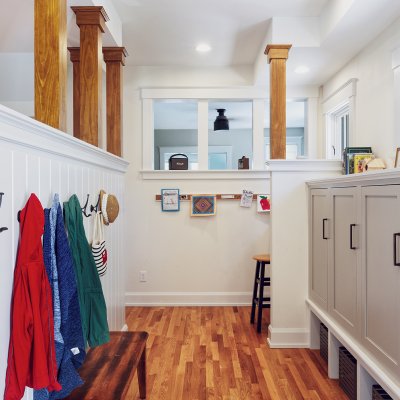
xmin=257 ymin=195 xmax=270 ymax=213
xmin=161 ymin=189 xmax=180 ymax=212
xmin=191 ymin=195 xmax=216 ymax=217
xmin=395 ymin=148 xmax=400 ymax=167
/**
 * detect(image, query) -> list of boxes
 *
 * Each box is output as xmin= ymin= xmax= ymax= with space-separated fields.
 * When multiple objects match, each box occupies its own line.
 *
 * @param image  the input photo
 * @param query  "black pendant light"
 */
xmin=214 ymin=109 xmax=229 ymax=131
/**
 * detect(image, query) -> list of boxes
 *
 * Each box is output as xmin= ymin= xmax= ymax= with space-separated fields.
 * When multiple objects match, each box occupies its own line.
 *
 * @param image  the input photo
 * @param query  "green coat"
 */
xmin=64 ymin=194 xmax=110 ymax=348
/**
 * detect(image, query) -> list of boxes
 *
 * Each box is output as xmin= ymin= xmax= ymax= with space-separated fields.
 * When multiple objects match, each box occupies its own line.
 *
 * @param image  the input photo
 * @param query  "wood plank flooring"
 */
xmin=126 ymin=306 xmax=348 ymax=400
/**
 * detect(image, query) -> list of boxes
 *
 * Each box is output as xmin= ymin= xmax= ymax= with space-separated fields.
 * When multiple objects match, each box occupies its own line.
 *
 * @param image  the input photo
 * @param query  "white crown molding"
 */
xmin=0 ymin=105 xmax=129 ymax=173
xmin=140 ymin=169 xmax=271 ymax=180
xmin=266 ymin=159 xmax=342 ymax=172
xmin=125 ymin=291 xmax=252 ymax=306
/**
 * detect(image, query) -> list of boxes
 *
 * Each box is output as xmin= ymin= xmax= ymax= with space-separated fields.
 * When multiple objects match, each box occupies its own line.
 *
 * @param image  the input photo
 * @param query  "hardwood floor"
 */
xmin=125 ymin=306 xmax=348 ymax=400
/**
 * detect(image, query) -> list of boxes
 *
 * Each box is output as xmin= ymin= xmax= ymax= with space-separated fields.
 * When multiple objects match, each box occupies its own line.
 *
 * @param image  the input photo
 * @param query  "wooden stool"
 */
xmin=250 ymin=254 xmax=271 ymax=333
xmin=65 ymin=331 xmax=148 ymax=400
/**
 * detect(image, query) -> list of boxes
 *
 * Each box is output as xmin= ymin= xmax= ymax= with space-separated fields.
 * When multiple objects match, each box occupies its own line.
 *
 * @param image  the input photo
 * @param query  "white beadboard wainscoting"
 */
xmin=0 ymin=105 xmax=129 ymax=399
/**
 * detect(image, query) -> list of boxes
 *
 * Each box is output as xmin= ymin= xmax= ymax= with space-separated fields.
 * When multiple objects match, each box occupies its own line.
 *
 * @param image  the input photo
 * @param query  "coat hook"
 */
xmin=0 ymin=227 xmax=8 ymax=233
xmin=81 ymin=194 xmax=92 ymax=217
xmin=90 ymin=194 xmax=101 ymax=213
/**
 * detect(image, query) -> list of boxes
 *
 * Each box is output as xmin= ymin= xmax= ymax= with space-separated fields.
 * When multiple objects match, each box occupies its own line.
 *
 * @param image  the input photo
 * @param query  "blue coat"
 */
xmin=34 ymin=195 xmax=86 ymax=400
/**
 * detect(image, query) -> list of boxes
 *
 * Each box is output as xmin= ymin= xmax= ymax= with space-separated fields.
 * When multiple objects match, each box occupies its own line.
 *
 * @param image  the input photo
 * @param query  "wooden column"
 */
xmin=71 ymin=6 xmax=109 ymax=147
xmin=102 ymin=47 xmax=128 ymax=157
xmin=265 ymin=44 xmax=291 ymax=159
xmin=34 ymin=0 xmax=67 ymax=131
xmin=68 ymin=47 xmax=81 ymax=139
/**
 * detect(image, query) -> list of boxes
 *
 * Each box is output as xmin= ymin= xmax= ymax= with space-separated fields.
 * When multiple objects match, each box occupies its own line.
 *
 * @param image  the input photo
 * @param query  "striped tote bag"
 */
xmin=91 ymin=211 xmax=108 ymax=277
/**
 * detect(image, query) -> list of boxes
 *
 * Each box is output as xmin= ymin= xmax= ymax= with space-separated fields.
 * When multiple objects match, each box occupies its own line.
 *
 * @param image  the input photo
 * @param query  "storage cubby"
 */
xmin=319 ymin=323 xmax=328 ymax=363
xmin=372 ymin=384 xmax=393 ymax=400
xmin=339 ymin=346 xmax=357 ymax=400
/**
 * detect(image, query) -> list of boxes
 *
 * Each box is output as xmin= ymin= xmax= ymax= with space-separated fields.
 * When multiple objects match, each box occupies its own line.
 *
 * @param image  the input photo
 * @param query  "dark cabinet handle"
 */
xmin=350 ymin=224 xmax=356 ymax=250
xmin=394 ymin=233 xmax=400 ymax=266
xmin=322 ymin=218 xmax=328 ymax=240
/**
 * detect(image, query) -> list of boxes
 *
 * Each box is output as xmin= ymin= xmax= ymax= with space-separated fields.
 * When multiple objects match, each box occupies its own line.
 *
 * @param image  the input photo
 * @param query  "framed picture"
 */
xmin=191 ymin=195 xmax=216 ymax=217
xmin=257 ymin=195 xmax=270 ymax=213
xmin=161 ymin=189 xmax=180 ymax=212
xmin=395 ymin=148 xmax=400 ymax=167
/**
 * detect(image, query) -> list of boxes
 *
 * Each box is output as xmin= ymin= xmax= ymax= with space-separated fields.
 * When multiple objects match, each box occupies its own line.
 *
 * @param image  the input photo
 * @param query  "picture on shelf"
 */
xmin=342 ymin=147 xmax=372 ymax=174
xmin=353 ymin=154 xmax=374 ymax=174
xmin=161 ymin=189 xmax=180 ymax=212
xmin=395 ymin=147 xmax=400 ymax=167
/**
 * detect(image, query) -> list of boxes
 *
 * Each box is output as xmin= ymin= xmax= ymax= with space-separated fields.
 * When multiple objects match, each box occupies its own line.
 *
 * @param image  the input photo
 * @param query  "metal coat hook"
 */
xmin=81 ymin=194 xmax=92 ymax=217
xmin=0 ymin=192 xmax=8 ymax=233
xmin=90 ymin=194 xmax=101 ymax=213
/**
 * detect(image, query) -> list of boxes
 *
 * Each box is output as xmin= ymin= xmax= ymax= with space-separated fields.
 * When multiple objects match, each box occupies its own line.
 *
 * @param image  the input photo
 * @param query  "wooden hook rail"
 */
xmin=155 ymin=193 xmax=259 ymax=201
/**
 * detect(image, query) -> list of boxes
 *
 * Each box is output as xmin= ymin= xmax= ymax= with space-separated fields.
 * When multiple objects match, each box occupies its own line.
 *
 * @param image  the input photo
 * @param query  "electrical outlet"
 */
xmin=139 ymin=270 xmax=147 ymax=282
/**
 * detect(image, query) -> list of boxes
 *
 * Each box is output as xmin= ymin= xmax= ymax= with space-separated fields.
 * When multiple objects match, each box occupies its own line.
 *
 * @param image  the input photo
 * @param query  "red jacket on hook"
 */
xmin=4 ymin=194 xmax=61 ymax=400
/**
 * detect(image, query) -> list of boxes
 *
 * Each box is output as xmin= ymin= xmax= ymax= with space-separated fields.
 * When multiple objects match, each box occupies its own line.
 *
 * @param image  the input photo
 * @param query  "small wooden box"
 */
xmin=339 ymin=346 xmax=357 ymax=400
xmin=238 ymin=156 xmax=249 ymax=169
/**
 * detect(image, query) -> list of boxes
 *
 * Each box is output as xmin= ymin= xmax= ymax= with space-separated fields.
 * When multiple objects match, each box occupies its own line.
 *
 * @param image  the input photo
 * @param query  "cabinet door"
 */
xmin=361 ymin=185 xmax=400 ymax=377
xmin=309 ymin=189 xmax=329 ymax=309
xmin=329 ymin=187 xmax=360 ymax=337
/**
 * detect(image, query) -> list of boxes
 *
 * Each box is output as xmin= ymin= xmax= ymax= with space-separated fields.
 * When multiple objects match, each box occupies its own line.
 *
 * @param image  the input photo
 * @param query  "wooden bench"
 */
xmin=65 ymin=331 xmax=148 ymax=400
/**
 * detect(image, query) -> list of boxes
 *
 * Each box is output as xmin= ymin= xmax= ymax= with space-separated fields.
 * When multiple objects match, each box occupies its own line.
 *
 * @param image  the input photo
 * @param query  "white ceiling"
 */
xmin=1 ymin=0 xmax=400 ymax=91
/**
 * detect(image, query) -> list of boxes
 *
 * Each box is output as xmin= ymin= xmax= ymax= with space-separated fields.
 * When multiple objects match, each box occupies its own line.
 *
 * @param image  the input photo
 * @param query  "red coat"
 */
xmin=4 ymin=194 xmax=61 ymax=400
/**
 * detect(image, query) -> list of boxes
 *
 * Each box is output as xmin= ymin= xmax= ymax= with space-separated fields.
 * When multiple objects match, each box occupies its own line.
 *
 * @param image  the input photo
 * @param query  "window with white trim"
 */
xmin=326 ymin=102 xmax=350 ymax=159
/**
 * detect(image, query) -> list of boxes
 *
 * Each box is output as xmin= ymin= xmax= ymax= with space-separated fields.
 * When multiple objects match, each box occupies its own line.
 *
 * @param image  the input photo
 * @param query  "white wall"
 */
xmin=0 ymin=105 xmax=128 ymax=399
xmin=321 ymin=16 xmax=400 ymax=162
xmin=123 ymin=66 xmax=272 ymax=305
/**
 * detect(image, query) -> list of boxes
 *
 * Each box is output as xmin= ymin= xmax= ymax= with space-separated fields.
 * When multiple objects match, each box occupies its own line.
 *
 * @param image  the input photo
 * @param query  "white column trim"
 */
xmin=198 ymin=100 xmax=209 ymax=170
xmin=305 ymin=97 xmax=318 ymax=159
xmin=142 ymin=99 xmax=154 ymax=170
xmin=252 ymin=99 xmax=266 ymax=169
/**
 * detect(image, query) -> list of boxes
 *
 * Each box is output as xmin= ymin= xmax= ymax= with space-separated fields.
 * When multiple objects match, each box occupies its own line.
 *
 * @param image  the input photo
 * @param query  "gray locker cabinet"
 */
xmin=361 ymin=185 xmax=400 ymax=378
xmin=328 ymin=187 xmax=361 ymax=338
xmin=309 ymin=188 xmax=329 ymax=310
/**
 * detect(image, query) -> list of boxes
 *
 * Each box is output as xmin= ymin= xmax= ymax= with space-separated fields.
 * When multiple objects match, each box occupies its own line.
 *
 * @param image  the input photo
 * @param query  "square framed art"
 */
xmin=191 ymin=195 xmax=216 ymax=217
xmin=161 ymin=189 xmax=180 ymax=212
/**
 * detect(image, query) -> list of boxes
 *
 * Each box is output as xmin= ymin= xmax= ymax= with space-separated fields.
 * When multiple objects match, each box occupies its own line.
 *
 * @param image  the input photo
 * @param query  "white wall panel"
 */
xmin=0 ymin=105 xmax=129 ymax=399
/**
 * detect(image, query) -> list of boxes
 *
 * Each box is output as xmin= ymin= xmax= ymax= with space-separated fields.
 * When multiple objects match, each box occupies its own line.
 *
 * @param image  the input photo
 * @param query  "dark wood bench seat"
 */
xmin=64 ymin=331 xmax=148 ymax=400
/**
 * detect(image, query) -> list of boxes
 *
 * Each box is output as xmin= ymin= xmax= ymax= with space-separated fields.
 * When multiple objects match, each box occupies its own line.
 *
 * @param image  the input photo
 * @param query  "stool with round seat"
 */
xmin=250 ymin=254 xmax=271 ymax=333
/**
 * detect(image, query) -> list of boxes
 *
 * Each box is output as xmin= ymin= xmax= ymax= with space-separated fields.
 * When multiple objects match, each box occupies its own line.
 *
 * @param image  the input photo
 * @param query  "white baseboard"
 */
xmin=125 ymin=291 xmax=252 ymax=306
xmin=267 ymin=325 xmax=309 ymax=348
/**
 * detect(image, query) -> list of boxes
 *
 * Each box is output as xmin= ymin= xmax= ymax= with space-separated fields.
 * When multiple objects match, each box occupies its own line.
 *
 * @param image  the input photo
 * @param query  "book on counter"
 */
xmin=342 ymin=147 xmax=373 ymax=174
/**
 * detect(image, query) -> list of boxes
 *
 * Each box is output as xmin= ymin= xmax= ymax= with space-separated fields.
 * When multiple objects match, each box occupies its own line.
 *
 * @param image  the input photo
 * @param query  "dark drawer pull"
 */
xmin=350 ymin=224 xmax=356 ymax=250
xmin=322 ymin=218 xmax=328 ymax=240
xmin=394 ymin=233 xmax=400 ymax=266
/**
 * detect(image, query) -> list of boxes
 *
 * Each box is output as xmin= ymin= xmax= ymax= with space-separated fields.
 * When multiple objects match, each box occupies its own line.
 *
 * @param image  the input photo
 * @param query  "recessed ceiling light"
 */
xmin=196 ymin=43 xmax=211 ymax=53
xmin=295 ymin=65 xmax=310 ymax=74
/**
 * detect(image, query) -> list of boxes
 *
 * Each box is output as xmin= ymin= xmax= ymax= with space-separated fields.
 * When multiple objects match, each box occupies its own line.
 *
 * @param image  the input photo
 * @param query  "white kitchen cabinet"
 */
xmin=309 ymin=188 xmax=329 ymax=310
xmin=361 ymin=185 xmax=400 ymax=378
xmin=328 ymin=187 xmax=360 ymax=338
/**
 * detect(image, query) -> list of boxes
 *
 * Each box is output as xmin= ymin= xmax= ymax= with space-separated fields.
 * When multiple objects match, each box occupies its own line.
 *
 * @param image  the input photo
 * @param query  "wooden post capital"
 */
xmin=71 ymin=6 xmax=109 ymax=33
xmin=103 ymin=47 xmax=129 ymax=66
xmin=68 ymin=47 xmax=80 ymax=62
xmin=264 ymin=44 xmax=292 ymax=63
